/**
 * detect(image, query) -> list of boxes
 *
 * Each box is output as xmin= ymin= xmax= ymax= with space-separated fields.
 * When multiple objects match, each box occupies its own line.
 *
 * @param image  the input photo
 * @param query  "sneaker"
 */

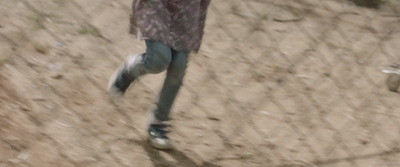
xmin=107 ymin=54 xmax=141 ymax=98
xmin=148 ymin=124 xmax=173 ymax=150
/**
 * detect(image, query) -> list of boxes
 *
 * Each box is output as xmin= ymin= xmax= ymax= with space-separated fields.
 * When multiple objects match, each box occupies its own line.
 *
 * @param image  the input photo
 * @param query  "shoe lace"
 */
xmin=151 ymin=124 xmax=171 ymax=138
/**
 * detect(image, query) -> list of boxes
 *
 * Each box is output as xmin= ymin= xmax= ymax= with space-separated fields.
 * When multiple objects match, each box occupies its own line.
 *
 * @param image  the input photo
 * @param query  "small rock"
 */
xmin=206 ymin=116 xmax=220 ymax=121
xmin=110 ymin=2 xmax=121 ymax=8
xmin=109 ymin=145 xmax=120 ymax=151
xmin=233 ymin=82 xmax=241 ymax=86
xmin=45 ymin=103 xmax=55 ymax=109
xmin=31 ymin=97 xmax=46 ymax=101
xmin=47 ymin=62 xmax=62 ymax=70
xmin=77 ymin=53 xmax=84 ymax=59
xmin=7 ymin=136 xmax=20 ymax=141
xmin=17 ymin=152 xmax=30 ymax=161
xmin=386 ymin=73 xmax=400 ymax=92
xmin=50 ymin=72 xmax=63 ymax=79
xmin=8 ymin=158 xmax=21 ymax=164
xmin=261 ymin=111 xmax=270 ymax=116
xmin=84 ymin=157 xmax=97 ymax=162
xmin=56 ymin=42 xmax=63 ymax=47
xmin=20 ymin=105 xmax=30 ymax=111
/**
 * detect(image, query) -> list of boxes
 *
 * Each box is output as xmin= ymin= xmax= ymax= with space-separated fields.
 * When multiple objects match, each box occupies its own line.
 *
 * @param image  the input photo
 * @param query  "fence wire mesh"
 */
xmin=0 ymin=0 xmax=400 ymax=167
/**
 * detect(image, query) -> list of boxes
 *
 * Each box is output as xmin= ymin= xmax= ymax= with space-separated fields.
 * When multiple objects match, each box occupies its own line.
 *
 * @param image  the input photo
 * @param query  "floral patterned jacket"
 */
xmin=130 ymin=0 xmax=211 ymax=52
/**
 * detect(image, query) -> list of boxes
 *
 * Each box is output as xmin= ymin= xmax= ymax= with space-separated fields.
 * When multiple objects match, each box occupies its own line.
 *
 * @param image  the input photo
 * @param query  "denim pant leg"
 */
xmin=127 ymin=40 xmax=187 ymax=121
xmin=141 ymin=41 xmax=172 ymax=74
xmin=127 ymin=41 xmax=171 ymax=78
xmin=154 ymin=50 xmax=188 ymax=121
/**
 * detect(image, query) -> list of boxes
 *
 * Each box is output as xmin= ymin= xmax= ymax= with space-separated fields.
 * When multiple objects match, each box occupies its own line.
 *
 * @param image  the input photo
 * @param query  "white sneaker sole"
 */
xmin=149 ymin=138 xmax=173 ymax=150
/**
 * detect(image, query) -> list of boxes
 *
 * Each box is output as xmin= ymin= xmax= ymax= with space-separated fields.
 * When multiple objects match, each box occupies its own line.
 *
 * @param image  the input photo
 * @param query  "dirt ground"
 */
xmin=1 ymin=0 xmax=400 ymax=166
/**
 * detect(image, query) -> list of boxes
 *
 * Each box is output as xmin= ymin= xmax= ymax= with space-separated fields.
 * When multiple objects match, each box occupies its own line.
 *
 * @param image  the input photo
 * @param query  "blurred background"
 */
xmin=1 ymin=0 xmax=400 ymax=166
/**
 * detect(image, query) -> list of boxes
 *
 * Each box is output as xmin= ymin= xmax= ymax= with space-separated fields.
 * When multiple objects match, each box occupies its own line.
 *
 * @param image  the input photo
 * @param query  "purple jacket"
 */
xmin=130 ymin=0 xmax=211 ymax=52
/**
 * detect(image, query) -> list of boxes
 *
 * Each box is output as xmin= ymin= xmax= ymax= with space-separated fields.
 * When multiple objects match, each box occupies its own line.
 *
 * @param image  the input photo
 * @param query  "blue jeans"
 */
xmin=131 ymin=40 xmax=188 ymax=121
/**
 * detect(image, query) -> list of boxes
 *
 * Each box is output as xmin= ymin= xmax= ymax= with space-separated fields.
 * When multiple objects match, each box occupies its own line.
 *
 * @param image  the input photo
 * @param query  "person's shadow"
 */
xmin=130 ymin=139 xmax=222 ymax=167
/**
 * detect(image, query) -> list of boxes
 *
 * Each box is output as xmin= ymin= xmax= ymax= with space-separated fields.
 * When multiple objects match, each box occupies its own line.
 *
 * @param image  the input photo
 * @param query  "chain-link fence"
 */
xmin=0 ymin=0 xmax=400 ymax=167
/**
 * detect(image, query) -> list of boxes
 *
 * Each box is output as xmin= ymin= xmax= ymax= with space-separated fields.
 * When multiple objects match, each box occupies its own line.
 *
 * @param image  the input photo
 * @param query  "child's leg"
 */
xmin=153 ymin=50 xmax=189 ymax=121
xmin=108 ymin=40 xmax=173 ymax=98
xmin=147 ymin=49 xmax=188 ymax=150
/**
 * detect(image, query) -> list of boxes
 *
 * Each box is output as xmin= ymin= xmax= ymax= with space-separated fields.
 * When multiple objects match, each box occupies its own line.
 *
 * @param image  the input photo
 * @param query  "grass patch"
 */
xmin=77 ymin=25 xmax=101 ymax=37
xmin=253 ymin=71 xmax=267 ymax=82
xmin=261 ymin=14 xmax=269 ymax=20
xmin=386 ymin=0 xmax=400 ymax=16
xmin=230 ymin=4 xmax=244 ymax=17
xmin=231 ymin=4 xmax=239 ymax=14
xmin=273 ymin=65 xmax=283 ymax=73
xmin=256 ymin=71 xmax=266 ymax=78
xmin=0 ymin=57 xmax=8 ymax=67
xmin=28 ymin=14 xmax=45 ymax=29
xmin=354 ymin=50 xmax=373 ymax=65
